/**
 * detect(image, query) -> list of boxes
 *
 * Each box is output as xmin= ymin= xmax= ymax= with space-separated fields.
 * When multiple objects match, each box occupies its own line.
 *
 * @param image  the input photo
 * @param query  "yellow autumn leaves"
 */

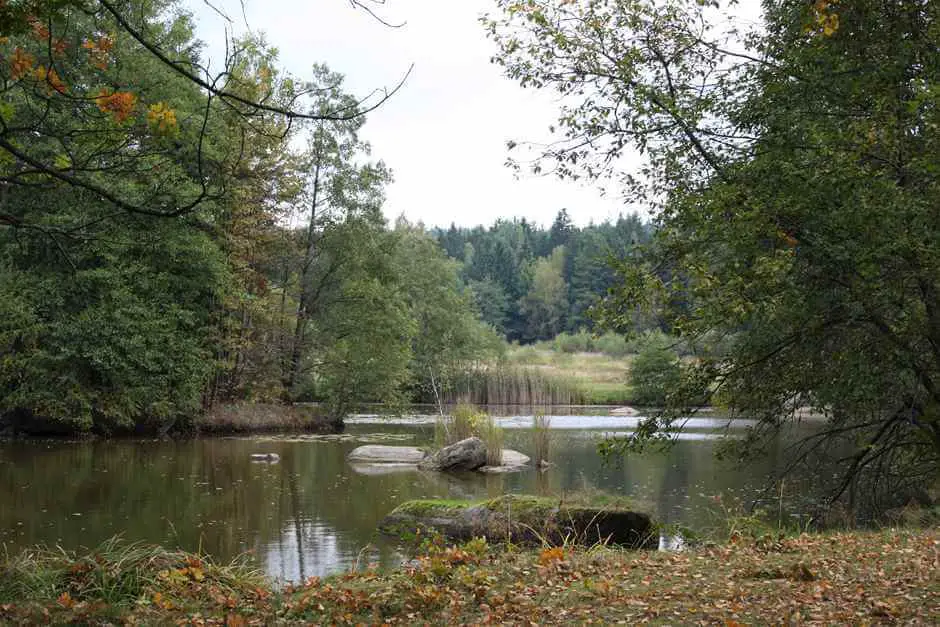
xmin=2 ymin=31 xmax=178 ymax=135
xmin=810 ymin=0 xmax=840 ymax=37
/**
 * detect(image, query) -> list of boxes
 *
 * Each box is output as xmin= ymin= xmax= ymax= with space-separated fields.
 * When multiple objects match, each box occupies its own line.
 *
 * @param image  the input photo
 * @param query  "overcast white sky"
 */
xmin=187 ymin=1 xmax=760 ymax=229
xmin=182 ymin=0 xmax=641 ymax=228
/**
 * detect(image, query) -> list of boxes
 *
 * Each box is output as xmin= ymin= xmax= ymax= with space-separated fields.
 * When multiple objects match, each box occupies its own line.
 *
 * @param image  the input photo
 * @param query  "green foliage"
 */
xmin=0 ymin=216 xmax=226 ymax=434
xmin=435 ymin=213 xmax=651 ymax=343
xmin=435 ymin=403 xmax=483 ymax=447
xmin=553 ymin=330 xmax=593 ymax=353
xmin=487 ymin=0 xmax=940 ymax=513
xmin=628 ymin=345 xmax=681 ymax=407
xmin=593 ymin=333 xmax=630 ymax=358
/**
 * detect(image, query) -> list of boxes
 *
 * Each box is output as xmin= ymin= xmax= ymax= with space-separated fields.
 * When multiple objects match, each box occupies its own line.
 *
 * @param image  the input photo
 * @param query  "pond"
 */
xmin=0 ymin=409 xmax=817 ymax=582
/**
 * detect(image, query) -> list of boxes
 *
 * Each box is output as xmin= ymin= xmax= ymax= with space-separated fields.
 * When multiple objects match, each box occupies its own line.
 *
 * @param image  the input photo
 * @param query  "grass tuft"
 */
xmin=532 ymin=412 xmax=551 ymax=466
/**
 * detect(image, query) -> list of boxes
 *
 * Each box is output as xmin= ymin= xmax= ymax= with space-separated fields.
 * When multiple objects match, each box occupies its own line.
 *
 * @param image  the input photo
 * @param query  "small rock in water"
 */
xmin=250 ymin=453 xmax=280 ymax=463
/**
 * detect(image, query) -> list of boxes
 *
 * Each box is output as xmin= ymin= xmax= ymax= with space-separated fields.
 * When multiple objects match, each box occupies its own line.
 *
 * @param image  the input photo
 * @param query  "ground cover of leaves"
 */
xmin=0 ymin=529 xmax=936 ymax=625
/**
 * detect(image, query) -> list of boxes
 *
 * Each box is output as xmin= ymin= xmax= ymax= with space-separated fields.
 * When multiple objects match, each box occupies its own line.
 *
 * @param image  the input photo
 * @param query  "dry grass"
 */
xmin=532 ymin=412 xmax=551 ymax=466
xmin=198 ymin=403 xmax=338 ymax=434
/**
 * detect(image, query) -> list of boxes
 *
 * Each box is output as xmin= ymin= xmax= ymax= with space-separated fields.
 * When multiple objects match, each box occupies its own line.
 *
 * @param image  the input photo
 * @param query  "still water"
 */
xmin=0 ymin=410 xmax=811 ymax=582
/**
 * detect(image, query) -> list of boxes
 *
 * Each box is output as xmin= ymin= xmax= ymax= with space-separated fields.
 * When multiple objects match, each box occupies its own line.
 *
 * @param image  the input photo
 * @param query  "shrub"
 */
xmin=553 ymin=330 xmax=594 ymax=353
xmin=629 ymin=345 xmax=681 ymax=406
xmin=480 ymin=416 xmax=504 ymax=466
xmin=593 ymin=332 xmax=630 ymax=357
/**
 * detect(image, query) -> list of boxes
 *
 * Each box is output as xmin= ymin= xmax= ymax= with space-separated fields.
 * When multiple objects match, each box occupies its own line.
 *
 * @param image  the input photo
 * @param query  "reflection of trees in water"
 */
xmin=0 ymin=425 xmax=818 ymax=578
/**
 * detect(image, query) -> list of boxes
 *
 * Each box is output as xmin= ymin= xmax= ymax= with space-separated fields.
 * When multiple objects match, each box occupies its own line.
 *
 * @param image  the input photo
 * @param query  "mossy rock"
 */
xmin=378 ymin=495 xmax=655 ymax=548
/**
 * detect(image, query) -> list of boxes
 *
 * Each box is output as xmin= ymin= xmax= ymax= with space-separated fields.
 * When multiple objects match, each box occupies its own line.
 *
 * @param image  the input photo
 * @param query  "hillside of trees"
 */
xmin=434 ymin=210 xmax=652 ymax=343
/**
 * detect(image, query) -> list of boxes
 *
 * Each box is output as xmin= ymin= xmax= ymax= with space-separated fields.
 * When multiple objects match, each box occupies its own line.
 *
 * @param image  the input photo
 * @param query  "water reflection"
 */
xmin=0 ymin=416 xmax=814 ymax=582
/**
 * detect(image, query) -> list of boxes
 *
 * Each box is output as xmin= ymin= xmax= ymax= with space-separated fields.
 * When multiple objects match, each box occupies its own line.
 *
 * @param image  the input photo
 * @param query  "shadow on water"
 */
xmin=0 ymin=407 xmax=819 ymax=582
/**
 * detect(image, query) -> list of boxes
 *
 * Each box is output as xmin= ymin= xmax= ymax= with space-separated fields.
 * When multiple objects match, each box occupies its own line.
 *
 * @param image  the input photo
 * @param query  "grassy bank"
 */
xmin=2 ymin=530 xmax=936 ymax=625
xmin=504 ymin=345 xmax=633 ymax=404
xmin=196 ymin=403 xmax=342 ymax=435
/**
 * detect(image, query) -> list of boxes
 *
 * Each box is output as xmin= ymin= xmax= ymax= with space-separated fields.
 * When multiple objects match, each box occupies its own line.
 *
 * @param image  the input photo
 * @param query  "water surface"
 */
xmin=0 ymin=411 xmax=811 ymax=582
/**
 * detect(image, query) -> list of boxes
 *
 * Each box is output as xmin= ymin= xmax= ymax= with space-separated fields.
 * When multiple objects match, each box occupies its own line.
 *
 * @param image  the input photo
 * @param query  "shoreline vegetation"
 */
xmin=0 ymin=332 xmax=659 ymax=438
xmin=0 ymin=528 xmax=935 ymax=625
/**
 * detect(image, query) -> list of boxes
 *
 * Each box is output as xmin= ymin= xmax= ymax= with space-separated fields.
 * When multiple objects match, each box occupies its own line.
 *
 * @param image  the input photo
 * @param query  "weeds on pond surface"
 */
xmin=0 ymin=530 xmax=936 ymax=624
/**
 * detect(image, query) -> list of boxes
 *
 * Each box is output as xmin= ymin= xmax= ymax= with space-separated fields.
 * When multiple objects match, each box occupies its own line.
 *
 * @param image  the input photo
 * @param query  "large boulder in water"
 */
xmin=347 ymin=445 xmax=428 ymax=464
xmin=379 ymin=495 xmax=655 ymax=548
xmin=418 ymin=436 xmax=487 ymax=471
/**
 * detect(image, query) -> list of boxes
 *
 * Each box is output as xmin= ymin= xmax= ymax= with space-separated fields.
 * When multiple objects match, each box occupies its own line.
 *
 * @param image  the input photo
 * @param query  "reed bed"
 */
xmin=442 ymin=365 xmax=587 ymax=406
xmin=532 ymin=412 xmax=551 ymax=466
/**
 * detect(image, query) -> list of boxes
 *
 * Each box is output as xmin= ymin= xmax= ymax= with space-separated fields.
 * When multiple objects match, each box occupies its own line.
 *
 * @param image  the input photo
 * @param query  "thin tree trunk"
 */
xmin=288 ymin=149 xmax=323 ymax=390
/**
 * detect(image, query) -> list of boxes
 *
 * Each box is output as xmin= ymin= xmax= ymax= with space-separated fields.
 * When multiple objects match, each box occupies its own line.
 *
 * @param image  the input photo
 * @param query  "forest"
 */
xmin=0 ymin=0 xmax=652 ymax=436
xmin=0 ymin=0 xmax=936 ymax=623
xmin=0 ymin=0 xmax=937 ymax=513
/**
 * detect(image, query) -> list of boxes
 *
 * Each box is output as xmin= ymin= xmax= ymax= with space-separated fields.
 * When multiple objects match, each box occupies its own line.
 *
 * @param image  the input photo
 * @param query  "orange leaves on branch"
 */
xmin=96 ymin=89 xmax=137 ymax=122
xmin=10 ymin=46 xmax=35 ymax=80
xmin=28 ymin=17 xmax=49 ymax=42
xmin=82 ymin=35 xmax=113 ymax=70
xmin=811 ymin=0 xmax=840 ymax=37
xmin=32 ymin=64 xmax=66 ymax=93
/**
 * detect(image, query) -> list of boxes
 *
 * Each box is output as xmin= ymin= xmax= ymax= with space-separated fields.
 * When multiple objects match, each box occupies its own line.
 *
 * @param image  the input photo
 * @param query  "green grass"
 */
xmin=532 ymin=412 xmax=551 ymax=465
xmin=434 ymin=404 xmax=503 ymax=466
xmin=504 ymin=345 xmax=633 ymax=404
xmin=1 ymin=530 xmax=936 ymax=624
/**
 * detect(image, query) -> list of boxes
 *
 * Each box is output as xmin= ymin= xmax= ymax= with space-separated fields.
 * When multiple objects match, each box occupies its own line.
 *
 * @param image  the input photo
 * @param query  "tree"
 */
xmin=0 ymin=0 xmax=404 ymax=230
xmin=487 ymin=0 xmax=940 ymax=515
xmin=391 ymin=220 xmax=503 ymax=409
xmin=519 ymin=246 xmax=568 ymax=341
xmin=286 ymin=65 xmax=391 ymax=392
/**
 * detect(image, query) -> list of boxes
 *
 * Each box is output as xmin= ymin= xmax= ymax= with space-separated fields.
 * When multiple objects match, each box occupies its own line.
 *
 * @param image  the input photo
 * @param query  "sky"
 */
xmin=186 ymin=0 xmax=641 ymax=229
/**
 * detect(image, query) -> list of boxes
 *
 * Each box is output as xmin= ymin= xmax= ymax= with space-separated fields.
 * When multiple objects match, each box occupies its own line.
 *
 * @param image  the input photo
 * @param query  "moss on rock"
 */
xmin=379 ymin=495 xmax=655 ymax=548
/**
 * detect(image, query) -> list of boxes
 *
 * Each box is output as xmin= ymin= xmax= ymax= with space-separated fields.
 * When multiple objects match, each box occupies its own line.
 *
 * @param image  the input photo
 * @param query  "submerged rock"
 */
xmin=479 ymin=449 xmax=531 ymax=473
xmin=417 ymin=437 xmax=487 ymax=471
xmin=348 ymin=462 xmax=419 ymax=476
xmin=610 ymin=406 xmax=640 ymax=416
xmin=250 ymin=453 xmax=280 ymax=463
xmin=379 ymin=495 xmax=655 ymax=548
xmin=347 ymin=445 xmax=428 ymax=464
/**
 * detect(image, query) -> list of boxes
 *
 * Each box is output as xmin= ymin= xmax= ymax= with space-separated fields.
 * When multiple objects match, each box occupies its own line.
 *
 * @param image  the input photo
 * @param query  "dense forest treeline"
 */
xmin=433 ymin=210 xmax=652 ymax=343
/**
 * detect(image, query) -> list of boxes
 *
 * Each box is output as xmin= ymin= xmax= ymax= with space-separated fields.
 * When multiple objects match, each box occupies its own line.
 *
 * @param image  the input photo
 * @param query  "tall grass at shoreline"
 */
xmin=532 ymin=412 xmax=551 ymax=466
xmin=434 ymin=404 xmax=503 ymax=465
xmin=0 ymin=537 xmax=264 ymax=611
xmin=443 ymin=365 xmax=588 ymax=406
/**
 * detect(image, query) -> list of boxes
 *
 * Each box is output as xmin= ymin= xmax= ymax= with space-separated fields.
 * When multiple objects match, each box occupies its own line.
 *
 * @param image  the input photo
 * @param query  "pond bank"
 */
xmin=0 ymin=403 xmax=343 ymax=438
xmin=196 ymin=402 xmax=342 ymax=435
xmin=1 ymin=529 xmax=935 ymax=624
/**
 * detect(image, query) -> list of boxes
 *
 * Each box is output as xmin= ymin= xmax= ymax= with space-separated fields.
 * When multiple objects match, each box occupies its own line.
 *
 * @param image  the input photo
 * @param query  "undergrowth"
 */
xmin=0 ymin=530 xmax=935 ymax=624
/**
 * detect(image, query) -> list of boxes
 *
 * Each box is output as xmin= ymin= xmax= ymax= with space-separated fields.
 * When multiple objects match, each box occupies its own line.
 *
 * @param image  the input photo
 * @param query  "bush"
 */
xmin=553 ymin=330 xmax=594 ymax=353
xmin=629 ymin=345 xmax=681 ymax=406
xmin=593 ymin=332 xmax=630 ymax=357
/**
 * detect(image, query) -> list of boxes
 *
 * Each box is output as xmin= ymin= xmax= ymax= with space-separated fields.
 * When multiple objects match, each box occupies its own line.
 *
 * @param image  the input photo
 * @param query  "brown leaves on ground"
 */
xmin=0 ymin=529 xmax=936 ymax=625
xmin=281 ymin=528 xmax=940 ymax=625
